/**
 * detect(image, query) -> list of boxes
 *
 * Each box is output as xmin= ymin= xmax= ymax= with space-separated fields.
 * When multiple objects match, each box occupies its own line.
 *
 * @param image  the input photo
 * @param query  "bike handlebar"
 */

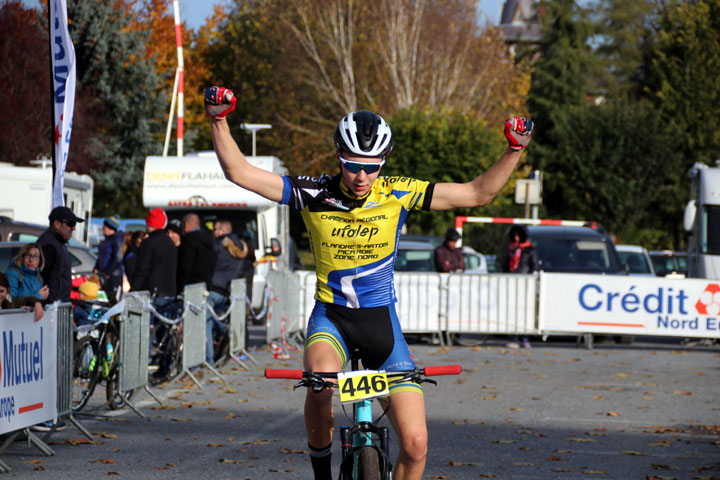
xmin=264 ymin=365 xmax=462 ymax=380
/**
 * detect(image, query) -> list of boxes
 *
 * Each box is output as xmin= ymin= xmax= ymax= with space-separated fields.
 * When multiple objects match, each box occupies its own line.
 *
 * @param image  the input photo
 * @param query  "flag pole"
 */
xmin=47 ymin=0 xmax=56 ymax=186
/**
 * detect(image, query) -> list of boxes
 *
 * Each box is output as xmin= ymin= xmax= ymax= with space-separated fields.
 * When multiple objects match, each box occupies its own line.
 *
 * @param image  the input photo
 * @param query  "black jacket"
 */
xmin=37 ymin=228 xmax=72 ymax=303
xmin=130 ymin=229 xmax=177 ymax=297
xmin=177 ymin=228 xmax=216 ymax=292
xmin=94 ymin=230 xmax=125 ymax=280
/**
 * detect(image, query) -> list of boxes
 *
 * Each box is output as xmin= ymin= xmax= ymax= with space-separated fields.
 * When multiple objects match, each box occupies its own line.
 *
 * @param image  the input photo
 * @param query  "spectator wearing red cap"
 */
xmin=130 ymin=208 xmax=177 ymax=296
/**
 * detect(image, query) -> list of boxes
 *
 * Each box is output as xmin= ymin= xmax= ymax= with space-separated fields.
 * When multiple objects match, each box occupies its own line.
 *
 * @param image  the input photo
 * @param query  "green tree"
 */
xmin=645 ymin=0 xmax=720 ymax=167
xmin=590 ymin=0 xmax=655 ymax=99
xmin=68 ymin=0 xmax=165 ymax=216
xmin=527 ymin=0 xmax=597 ymax=212
xmin=548 ymin=101 xmax=682 ymax=247
xmin=385 ymin=108 xmax=527 ymax=251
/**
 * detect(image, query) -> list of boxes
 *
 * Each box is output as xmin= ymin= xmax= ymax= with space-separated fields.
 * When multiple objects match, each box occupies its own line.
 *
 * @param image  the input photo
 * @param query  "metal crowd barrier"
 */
xmin=265 ymin=270 xmax=303 ymax=354
xmin=116 ymin=292 xmax=162 ymax=417
xmin=445 ymin=273 xmax=537 ymax=335
xmin=215 ymin=279 xmax=258 ymax=369
xmin=54 ymin=303 xmax=92 ymax=442
xmin=267 ymin=271 xmax=540 ymax=348
xmin=176 ymin=283 xmax=224 ymax=389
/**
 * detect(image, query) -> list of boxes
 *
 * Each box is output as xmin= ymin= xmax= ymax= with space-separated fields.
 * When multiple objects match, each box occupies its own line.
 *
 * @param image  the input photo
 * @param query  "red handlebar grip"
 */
xmin=265 ymin=369 xmax=303 ymax=379
xmin=424 ymin=365 xmax=462 ymax=376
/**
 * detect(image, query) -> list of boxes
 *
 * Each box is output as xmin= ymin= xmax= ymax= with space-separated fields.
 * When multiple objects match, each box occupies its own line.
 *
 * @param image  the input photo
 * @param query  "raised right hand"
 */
xmin=38 ymin=285 xmax=49 ymax=300
xmin=204 ymin=86 xmax=237 ymax=119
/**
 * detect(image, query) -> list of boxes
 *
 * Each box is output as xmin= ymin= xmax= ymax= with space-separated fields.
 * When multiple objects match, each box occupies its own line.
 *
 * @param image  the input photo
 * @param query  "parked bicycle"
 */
xmin=266 ymin=356 xmax=461 ymax=479
xmin=72 ymin=303 xmax=129 ymax=411
xmin=148 ymin=294 xmax=184 ymax=384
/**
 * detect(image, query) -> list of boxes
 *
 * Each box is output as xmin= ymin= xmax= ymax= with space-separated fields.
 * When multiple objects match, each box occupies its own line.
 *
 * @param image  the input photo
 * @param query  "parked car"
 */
xmin=648 ymin=250 xmax=688 ymax=278
xmin=524 ymin=225 xmax=625 ymax=274
xmin=395 ymin=238 xmax=487 ymax=273
xmin=0 ymin=216 xmax=48 ymax=242
xmin=461 ymin=246 xmax=488 ymax=274
xmin=396 ymin=239 xmax=436 ymax=272
xmin=0 ymin=241 xmax=97 ymax=279
xmin=616 ymin=245 xmax=656 ymax=276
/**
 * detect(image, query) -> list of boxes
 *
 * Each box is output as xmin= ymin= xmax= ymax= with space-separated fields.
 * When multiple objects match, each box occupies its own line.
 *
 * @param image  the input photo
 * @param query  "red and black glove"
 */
xmin=204 ymin=86 xmax=237 ymax=119
xmin=504 ymin=117 xmax=534 ymax=151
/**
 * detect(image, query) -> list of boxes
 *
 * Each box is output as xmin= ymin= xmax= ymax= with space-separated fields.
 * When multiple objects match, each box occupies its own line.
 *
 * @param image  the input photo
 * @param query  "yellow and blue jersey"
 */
xmin=281 ymin=173 xmax=434 ymax=308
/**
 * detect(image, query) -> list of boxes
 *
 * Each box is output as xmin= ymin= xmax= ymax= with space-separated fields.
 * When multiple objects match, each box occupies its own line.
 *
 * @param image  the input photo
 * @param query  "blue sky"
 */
xmin=175 ymin=0 xmax=503 ymax=30
xmin=22 ymin=0 xmax=504 ymax=30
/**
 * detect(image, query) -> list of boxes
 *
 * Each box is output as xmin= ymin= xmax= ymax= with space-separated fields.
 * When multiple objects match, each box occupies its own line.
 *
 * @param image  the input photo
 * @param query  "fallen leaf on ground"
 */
xmin=218 ymin=458 xmax=247 ymax=463
xmin=170 ymin=418 xmax=192 ymax=422
xmin=651 ymin=464 xmax=677 ymax=470
xmin=23 ymin=460 xmax=43 ymax=464
xmin=208 ymin=443 xmax=226 ymax=447
xmin=622 ymin=450 xmax=646 ymax=456
xmin=607 ymin=411 xmax=621 ymax=417
xmin=68 ymin=438 xmax=95 ymax=446
xmin=100 ymin=433 xmax=117 ymax=438
xmin=281 ymin=449 xmax=307 ymax=454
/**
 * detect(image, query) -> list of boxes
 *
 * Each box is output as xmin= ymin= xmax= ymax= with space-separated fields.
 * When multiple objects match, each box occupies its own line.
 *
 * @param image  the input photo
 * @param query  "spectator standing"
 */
xmin=205 ymin=220 xmax=251 ymax=364
xmin=94 ymin=215 xmax=124 ymax=301
xmin=237 ymin=230 xmax=256 ymax=307
xmin=131 ymin=208 xmax=178 ymax=383
xmin=122 ymin=230 xmax=145 ymax=283
xmin=166 ymin=219 xmax=183 ymax=247
xmin=177 ymin=213 xmax=216 ymax=293
xmin=434 ymin=228 xmax=465 ymax=273
xmin=500 ymin=225 xmax=538 ymax=349
xmin=37 ymin=206 xmax=84 ymax=303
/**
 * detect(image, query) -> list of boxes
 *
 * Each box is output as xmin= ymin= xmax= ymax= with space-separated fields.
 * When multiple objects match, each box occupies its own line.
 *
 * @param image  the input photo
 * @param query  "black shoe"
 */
xmin=149 ymin=371 xmax=170 ymax=385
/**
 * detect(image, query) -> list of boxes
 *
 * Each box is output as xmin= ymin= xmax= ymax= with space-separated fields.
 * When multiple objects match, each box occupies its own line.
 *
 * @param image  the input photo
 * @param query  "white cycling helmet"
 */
xmin=334 ymin=110 xmax=393 ymax=158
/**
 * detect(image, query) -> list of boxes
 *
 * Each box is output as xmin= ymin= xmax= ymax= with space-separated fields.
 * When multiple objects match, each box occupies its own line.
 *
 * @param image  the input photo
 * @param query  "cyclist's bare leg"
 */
xmin=303 ymin=341 xmax=343 ymax=448
xmin=380 ymin=391 xmax=428 ymax=480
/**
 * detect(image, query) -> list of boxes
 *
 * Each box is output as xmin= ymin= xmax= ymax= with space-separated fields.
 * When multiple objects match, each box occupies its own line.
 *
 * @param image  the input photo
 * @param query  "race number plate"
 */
xmin=337 ymin=370 xmax=389 ymax=404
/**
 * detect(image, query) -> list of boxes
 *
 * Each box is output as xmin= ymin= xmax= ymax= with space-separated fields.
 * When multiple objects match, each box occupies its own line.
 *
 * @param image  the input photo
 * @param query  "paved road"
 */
xmin=2 ymin=333 xmax=718 ymax=479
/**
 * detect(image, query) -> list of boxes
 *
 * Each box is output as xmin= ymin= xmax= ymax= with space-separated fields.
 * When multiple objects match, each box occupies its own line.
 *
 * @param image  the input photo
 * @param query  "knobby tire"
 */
xmin=357 ymin=446 xmax=382 ymax=480
xmin=72 ymin=336 xmax=101 ymax=413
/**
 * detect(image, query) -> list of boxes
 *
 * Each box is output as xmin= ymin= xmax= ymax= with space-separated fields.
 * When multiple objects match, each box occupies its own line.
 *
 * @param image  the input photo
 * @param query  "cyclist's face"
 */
xmin=338 ymin=154 xmax=383 ymax=196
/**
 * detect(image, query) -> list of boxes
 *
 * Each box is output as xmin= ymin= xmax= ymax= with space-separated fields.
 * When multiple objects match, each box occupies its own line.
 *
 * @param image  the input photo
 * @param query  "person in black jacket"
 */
xmin=177 ymin=213 xmax=216 ymax=293
xmin=131 ymin=208 xmax=178 ymax=383
xmin=94 ymin=215 xmax=124 ymax=301
xmin=37 ymin=206 xmax=85 ymax=303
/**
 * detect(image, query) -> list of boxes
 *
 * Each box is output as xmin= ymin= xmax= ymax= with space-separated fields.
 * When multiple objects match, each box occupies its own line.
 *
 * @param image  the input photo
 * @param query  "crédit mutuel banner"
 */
xmin=539 ymin=273 xmax=720 ymax=338
xmin=50 ymin=0 xmax=76 ymax=208
xmin=0 ymin=310 xmax=57 ymax=434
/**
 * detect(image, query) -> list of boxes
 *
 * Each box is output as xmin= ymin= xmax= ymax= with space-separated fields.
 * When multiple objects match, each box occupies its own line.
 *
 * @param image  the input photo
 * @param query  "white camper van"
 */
xmin=143 ymin=152 xmax=290 ymax=311
xmin=0 ymin=161 xmax=94 ymax=245
xmin=684 ymin=161 xmax=720 ymax=279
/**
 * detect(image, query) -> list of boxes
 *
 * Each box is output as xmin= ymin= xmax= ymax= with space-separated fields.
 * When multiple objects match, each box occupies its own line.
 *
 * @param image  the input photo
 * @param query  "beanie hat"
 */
xmin=78 ymin=281 xmax=99 ymax=299
xmin=444 ymin=228 xmax=460 ymax=241
xmin=146 ymin=208 xmax=168 ymax=230
xmin=166 ymin=218 xmax=183 ymax=235
xmin=104 ymin=215 xmax=121 ymax=230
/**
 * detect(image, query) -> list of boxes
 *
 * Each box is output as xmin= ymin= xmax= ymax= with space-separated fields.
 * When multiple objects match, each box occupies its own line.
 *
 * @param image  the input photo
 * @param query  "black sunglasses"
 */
xmin=61 ymin=220 xmax=77 ymax=228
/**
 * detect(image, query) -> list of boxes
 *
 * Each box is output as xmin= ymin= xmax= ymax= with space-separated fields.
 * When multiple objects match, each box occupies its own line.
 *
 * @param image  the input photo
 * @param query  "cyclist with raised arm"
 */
xmin=204 ymin=86 xmax=533 ymax=480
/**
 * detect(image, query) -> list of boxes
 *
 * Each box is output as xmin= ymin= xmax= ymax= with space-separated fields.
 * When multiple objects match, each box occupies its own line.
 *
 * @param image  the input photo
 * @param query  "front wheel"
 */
xmin=72 ymin=336 xmax=101 ymax=412
xmin=106 ymin=365 xmax=133 ymax=410
xmin=357 ymin=446 xmax=382 ymax=480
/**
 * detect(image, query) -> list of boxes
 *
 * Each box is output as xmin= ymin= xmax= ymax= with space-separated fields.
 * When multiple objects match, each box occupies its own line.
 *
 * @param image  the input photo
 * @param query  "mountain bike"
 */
xmin=72 ymin=304 xmax=129 ymax=411
xmin=266 ymin=357 xmax=461 ymax=479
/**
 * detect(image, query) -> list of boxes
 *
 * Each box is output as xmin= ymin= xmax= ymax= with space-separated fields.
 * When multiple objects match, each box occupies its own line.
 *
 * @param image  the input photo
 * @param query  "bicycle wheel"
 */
xmin=106 ymin=364 xmax=133 ymax=410
xmin=72 ymin=336 xmax=101 ymax=412
xmin=356 ymin=446 xmax=382 ymax=480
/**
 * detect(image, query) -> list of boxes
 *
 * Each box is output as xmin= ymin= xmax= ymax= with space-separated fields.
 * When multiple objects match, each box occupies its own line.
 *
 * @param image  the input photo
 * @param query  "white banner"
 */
xmin=0 ymin=309 xmax=58 ymax=434
xmin=539 ymin=273 xmax=720 ymax=338
xmin=50 ymin=0 xmax=77 ymax=208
